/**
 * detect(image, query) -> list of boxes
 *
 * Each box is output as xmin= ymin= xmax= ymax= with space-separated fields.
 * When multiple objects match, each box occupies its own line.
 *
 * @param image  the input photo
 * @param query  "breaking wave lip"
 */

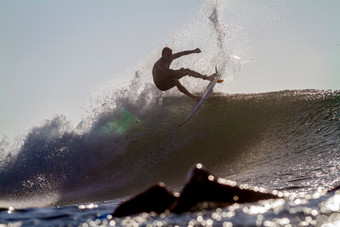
xmin=0 ymin=89 xmax=339 ymax=207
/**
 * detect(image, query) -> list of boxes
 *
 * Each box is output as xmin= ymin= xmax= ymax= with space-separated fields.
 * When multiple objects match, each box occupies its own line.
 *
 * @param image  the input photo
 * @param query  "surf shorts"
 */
xmin=156 ymin=79 xmax=178 ymax=91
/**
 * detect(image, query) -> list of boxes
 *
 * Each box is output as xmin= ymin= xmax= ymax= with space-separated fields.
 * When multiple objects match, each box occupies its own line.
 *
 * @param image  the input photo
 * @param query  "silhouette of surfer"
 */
xmin=152 ymin=47 xmax=219 ymax=102
xmin=112 ymin=164 xmax=280 ymax=217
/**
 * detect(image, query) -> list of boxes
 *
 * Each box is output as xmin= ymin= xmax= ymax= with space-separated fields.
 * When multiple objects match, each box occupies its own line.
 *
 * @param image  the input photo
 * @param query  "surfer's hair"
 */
xmin=162 ymin=47 xmax=172 ymax=56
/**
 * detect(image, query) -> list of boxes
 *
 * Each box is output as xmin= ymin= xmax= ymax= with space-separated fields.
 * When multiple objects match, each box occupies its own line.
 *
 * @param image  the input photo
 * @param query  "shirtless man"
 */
xmin=152 ymin=47 xmax=217 ymax=101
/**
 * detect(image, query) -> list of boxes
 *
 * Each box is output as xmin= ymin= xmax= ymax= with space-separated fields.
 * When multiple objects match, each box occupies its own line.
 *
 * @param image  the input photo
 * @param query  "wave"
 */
xmin=0 ymin=89 xmax=339 ymax=207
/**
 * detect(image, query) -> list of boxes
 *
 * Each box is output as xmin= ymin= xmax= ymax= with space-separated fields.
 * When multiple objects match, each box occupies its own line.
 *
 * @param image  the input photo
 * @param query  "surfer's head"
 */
xmin=162 ymin=47 xmax=172 ymax=61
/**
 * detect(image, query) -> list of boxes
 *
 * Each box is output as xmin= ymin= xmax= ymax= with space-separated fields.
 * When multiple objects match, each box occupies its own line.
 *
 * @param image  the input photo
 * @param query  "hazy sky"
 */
xmin=0 ymin=0 xmax=202 ymax=138
xmin=228 ymin=0 xmax=340 ymax=92
xmin=1 ymin=0 xmax=339 ymax=139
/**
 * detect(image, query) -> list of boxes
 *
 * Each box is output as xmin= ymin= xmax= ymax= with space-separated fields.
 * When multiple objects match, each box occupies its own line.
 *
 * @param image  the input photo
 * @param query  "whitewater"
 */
xmin=1 ymin=1 xmax=340 ymax=226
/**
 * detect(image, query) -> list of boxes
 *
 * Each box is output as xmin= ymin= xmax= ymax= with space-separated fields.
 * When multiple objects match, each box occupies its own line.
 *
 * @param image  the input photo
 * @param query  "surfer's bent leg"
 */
xmin=172 ymin=68 xmax=206 ymax=80
xmin=187 ymin=70 xmax=205 ymax=79
xmin=174 ymin=80 xmax=200 ymax=101
xmin=187 ymin=70 xmax=215 ymax=81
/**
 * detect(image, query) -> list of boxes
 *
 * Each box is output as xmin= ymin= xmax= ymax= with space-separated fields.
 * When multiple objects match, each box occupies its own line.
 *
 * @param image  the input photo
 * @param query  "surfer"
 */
xmin=152 ymin=47 xmax=217 ymax=102
xmin=112 ymin=164 xmax=280 ymax=217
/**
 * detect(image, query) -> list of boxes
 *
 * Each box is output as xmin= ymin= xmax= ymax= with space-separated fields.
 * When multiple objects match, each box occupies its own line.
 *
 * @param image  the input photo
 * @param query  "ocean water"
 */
xmin=1 ymin=90 xmax=339 ymax=226
xmin=1 ymin=1 xmax=340 ymax=226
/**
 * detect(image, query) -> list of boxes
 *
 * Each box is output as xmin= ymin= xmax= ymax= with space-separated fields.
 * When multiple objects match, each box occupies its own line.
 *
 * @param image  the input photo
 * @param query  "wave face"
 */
xmin=0 ymin=89 xmax=339 ymax=207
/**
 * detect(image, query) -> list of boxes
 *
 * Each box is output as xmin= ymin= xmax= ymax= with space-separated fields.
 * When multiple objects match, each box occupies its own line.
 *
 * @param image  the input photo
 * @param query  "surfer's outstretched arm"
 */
xmin=172 ymin=48 xmax=201 ymax=60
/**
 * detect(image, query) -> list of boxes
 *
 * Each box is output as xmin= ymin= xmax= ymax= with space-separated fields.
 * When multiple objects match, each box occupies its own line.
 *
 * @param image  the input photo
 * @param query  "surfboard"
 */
xmin=179 ymin=66 xmax=222 ymax=127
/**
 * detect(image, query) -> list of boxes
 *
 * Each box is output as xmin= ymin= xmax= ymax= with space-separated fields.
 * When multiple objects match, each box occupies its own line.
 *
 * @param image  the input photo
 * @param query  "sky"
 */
xmin=1 ymin=0 xmax=340 ymax=139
